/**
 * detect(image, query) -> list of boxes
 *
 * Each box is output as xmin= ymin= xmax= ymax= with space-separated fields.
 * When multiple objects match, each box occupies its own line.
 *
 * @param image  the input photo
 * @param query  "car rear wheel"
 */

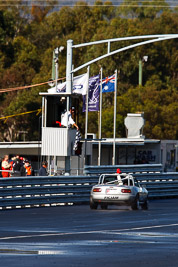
xmin=131 ymin=195 xmax=139 ymax=210
xmin=90 ymin=197 xmax=98 ymax=210
xmin=101 ymin=203 xmax=108 ymax=210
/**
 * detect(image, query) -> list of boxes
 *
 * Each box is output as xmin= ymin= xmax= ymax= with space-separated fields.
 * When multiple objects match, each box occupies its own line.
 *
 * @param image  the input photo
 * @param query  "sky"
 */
xmin=2 ymin=1 xmax=176 ymax=8
xmin=26 ymin=1 xmax=178 ymax=9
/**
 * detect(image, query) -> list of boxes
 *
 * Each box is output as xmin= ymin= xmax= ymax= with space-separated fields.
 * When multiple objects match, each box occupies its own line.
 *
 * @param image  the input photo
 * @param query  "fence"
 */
xmin=0 ymin=171 xmax=178 ymax=210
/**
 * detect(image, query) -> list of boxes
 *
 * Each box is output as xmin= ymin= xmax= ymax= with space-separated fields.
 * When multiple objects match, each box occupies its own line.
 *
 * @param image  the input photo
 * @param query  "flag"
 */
xmin=48 ymin=73 xmax=88 ymax=95
xmin=83 ymin=74 xmax=100 ymax=112
xmin=102 ymin=74 xmax=115 ymax=93
xmin=73 ymin=73 xmax=88 ymax=95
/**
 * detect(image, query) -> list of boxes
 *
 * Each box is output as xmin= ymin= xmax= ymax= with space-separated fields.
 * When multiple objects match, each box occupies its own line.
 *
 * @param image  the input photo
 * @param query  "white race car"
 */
xmin=90 ymin=171 xmax=148 ymax=210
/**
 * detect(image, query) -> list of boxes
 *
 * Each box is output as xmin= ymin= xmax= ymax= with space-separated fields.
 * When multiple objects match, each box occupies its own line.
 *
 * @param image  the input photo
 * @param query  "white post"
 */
xmin=85 ymin=66 xmax=90 ymax=139
xmin=54 ymin=155 xmax=57 ymax=175
xmin=52 ymin=51 xmax=55 ymax=80
xmin=84 ymin=66 xmax=90 ymax=166
xmin=66 ymin=40 xmax=73 ymax=94
xmin=44 ymin=97 xmax=47 ymax=127
xmin=65 ymin=41 xmax=73 ymax=173
xmin=42 ymin=97 xmax=45 ymax=127
xmin=98 ymin=67 xmax=102 ymax=166
xmin=55 ymin=49 xmax=59 ymax=92
xmin=108 ymin=41 xmax=110 ymax=53
xmin=112 ymin=70 xmax=117 ymax=165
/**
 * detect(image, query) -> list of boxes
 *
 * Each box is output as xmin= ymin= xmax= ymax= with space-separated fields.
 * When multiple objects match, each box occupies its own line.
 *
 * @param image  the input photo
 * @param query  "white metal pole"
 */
xmin=55 ymin=55 xmax=58 ymax=92
xmin=52 ymin=51 xmax=55 ymax=80
xmin=65 ymin=41 xmax=73 ymax=174
xmin=72 ymin=35 xmax=178 ymax=49
xmin=44 ymin=97 xmax=47 ymax=127
xmin=98 ymin=67 xmax=102 ymax=166
xmin=42 ymin=97 xmax=44 ymax=128
xmin=85 ymin=66 xmax=90 ymax=139
xmin=112 ymin=70 xmax=117 ymax=165
xmin=72 ymin=36 xmax=178 ymax=74
xmin=66 ymin=39 xmax=73 ymax=94
xmin=84 ymin=66 xmax=90 ymax=166
xmin=108 ymin=42 xmax=110 ymax=53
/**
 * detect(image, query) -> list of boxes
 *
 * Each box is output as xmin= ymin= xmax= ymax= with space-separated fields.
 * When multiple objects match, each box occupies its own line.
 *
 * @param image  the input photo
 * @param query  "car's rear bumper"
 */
xmin=91 ymin=194 xmax=135 ymax=203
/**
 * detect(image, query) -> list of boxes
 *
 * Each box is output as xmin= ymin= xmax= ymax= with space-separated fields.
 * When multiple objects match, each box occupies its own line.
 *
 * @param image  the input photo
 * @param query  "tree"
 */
xmin=0 ymin=2 xmax=177 ymax=141
xmin=31 ymin=0 xmax=57 ymax=22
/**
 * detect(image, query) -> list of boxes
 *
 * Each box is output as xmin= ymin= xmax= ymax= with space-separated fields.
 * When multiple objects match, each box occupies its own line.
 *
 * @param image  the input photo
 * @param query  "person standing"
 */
xmin=1 ymin=155 xmax=11 ymax=178
xmin=39 ymin=161 xmax=48 ymax=176
xmin=12 ymin=156 xmax=22 ymax=177
xmin=20 ymin=160 xmax=33 ymax=176
xmin=0 ymin=157 xmax=2 ymax=177
xmin=61 ymin=107 xmax=79 ymax=130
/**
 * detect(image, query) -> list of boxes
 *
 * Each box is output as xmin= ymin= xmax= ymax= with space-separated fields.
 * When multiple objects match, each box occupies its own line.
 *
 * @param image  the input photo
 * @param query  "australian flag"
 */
xmin=102 ymin=74 xmax=115 ymax=93
xmin=83 ymin=74 xmax=100 ymax=112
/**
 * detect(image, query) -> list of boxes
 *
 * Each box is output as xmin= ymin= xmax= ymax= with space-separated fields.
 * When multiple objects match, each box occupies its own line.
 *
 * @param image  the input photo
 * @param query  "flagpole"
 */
xmin=112 ymin=70 xmax=117 ymax=165
xmin=98 ymin=67 xmax=102 ymax=166
xmin=84 ymin=66 xmax=90 ymax=167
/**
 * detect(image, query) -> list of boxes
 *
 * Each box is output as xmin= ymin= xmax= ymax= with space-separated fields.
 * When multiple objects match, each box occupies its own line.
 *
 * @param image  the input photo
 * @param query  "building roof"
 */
xmin=0 ymin=141 xmax=41 ymax=149
xmin=90 ymin=138 xmax=160 ymax=146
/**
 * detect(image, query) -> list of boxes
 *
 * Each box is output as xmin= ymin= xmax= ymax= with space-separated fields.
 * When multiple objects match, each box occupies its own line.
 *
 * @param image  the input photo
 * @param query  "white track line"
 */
xmin=0 ymin=223 xmax=178 ymax=240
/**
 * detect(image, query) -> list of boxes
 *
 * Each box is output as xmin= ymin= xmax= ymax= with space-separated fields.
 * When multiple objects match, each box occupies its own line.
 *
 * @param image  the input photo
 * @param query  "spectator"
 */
xmin=12 ymin=155 xmax=23 ymax=177
xmin=0 ymin=157 xmax=2 ymax=177
xmin=9 ymin=157 xmax=16 ymax=175
xmin=16 ymin=155 xmax=20 ymax=160
xmin=39 ymin=161 xmax=48 ymax=176
xmin=20 ymin=160 xmax=33 ymax=176
xmin=1 ymin=155 xmax=11 ymax=178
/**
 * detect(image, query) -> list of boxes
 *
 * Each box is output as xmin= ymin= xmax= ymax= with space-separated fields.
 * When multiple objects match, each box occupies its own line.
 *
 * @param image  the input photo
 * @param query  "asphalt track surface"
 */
xmin=0 ymin=199 xmax=178 ymax=267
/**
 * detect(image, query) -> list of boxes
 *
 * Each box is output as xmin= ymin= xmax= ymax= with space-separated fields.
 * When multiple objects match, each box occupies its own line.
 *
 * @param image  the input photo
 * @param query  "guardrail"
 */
xmin=84 ymin=164 xmax=163 ymax=175
xmin=135 ymin=172 xmax=178 ymax=198
xmin=0 ymin=176 xmax=98 ymax=209
xmin=0 ymin=171 xmax=178 ymax=210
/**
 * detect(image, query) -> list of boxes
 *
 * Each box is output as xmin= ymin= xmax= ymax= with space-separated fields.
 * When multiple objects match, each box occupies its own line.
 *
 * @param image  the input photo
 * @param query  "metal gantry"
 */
xmin=65 ymin=34 xmax=178 ymax=167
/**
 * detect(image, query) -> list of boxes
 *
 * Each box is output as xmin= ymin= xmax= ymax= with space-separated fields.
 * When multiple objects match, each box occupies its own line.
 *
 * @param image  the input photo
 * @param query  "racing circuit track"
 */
xmin=0 ymin=199 xmax=178 ymax=267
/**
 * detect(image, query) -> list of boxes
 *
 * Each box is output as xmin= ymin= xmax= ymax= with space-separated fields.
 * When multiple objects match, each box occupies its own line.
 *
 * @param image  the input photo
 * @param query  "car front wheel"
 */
xmin=141 ymin=199 xmax=149 ymax=210
xmin=131 ymin=195 xmax=139 ymax=210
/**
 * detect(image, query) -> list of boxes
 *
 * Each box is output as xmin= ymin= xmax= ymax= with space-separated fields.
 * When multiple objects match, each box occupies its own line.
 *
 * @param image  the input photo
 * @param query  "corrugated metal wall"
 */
xmin=41 ymin=127 xmax=76 ymax=156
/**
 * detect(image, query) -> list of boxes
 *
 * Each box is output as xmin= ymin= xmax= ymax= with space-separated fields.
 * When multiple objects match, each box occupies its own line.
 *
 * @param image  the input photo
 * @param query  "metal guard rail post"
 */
xmin=0 ymin=172 xmax=178 ymax=210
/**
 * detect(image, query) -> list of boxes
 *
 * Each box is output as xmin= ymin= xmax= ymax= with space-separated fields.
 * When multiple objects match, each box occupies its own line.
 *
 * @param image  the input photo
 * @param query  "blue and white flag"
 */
xmin=102 ymin=74 xmax=115 ymax=93
xmin=72 ymin=73 xmax=88 ymax=95
xmin=48 ymin=73 xmax=88 ymax=95
xmin=83 ymin=74 xmax=100 ymax=112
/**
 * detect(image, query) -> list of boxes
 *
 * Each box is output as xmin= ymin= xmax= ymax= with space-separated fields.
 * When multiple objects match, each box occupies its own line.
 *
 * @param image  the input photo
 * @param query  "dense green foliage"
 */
xmin=0 ymin=0 xmax=177 ymax=141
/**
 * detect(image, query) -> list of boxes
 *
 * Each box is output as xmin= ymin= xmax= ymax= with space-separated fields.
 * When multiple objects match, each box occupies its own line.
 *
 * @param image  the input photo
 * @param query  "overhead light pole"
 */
xmin=139 ymin=56 xmax=148 ymax=86
xmin=51 ymin=46 xmax=64 ymax=91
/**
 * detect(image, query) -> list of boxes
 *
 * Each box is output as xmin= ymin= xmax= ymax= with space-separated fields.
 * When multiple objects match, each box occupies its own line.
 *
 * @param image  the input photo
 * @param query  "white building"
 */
xmin=0 ymin=113 xmax=177 ymax=174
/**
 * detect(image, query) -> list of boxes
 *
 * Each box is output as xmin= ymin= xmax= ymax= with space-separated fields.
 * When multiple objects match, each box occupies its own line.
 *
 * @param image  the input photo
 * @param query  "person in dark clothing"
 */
xmin=39 ymin=161 xmax=48 ymax=176
xmin=0 ymin=158 xmax=2 ymax=177
xmin=20 ymin=160 xmax=33 ymax=176
xmin=13 ymin=157 xmax=23 ymax=177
